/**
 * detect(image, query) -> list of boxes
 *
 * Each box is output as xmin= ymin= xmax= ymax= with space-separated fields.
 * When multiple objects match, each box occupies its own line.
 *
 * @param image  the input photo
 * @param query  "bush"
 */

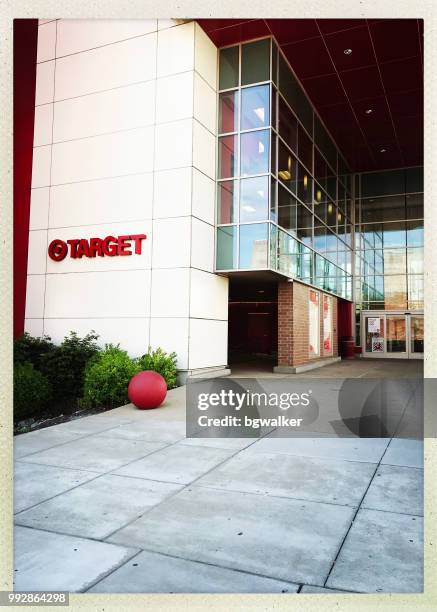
xmin=14 ymin=363 xmax=52 ymax=420
xmin=40 ymin=331 xmax=100 ymax=400
xmin=14 ymin=333 xmax=54 ymax=370
xmin=82 ymin=345 xmax=140 ymax=408
xmin=137 ymin=347 xmax=178 ymax=389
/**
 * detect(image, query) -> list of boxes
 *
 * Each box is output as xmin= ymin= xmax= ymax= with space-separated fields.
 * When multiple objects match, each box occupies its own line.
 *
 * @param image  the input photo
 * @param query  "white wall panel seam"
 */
xmin=35 ymin=68 xmax=196 ymax=107
xmin=148 ymin=26 xmax=160 ymax=349
xmin=41 ymin=19 xmax=57 ymax=336
xmin=54 ymin=31 xmax=159 ymax=62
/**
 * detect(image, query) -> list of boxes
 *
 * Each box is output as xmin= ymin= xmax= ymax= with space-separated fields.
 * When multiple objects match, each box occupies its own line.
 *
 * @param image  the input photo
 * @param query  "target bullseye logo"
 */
xmin=47 ymin=234 xmax=147 ymax=261
xmin=48 ymin=239 xmax=68 ymax=261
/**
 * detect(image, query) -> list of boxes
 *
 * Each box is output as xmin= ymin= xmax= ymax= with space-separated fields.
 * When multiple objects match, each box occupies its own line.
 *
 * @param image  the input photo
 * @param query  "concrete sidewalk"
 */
xmin=14 ymin=381 xmax=424 ymax=594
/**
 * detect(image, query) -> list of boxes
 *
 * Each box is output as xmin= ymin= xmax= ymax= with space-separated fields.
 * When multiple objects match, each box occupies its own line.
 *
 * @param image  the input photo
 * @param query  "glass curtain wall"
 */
xmin=354 ymin=167 xmax=424 ymax=345
xmin=216 ymin=37 xmax=354 ymax=301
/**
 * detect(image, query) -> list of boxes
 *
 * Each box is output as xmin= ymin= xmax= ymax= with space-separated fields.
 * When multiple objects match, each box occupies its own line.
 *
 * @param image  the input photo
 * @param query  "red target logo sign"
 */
xmin=48 ymin=234 xmax=147 ymax=262
xmin=48 ymin=239 xmax=68 ymax=261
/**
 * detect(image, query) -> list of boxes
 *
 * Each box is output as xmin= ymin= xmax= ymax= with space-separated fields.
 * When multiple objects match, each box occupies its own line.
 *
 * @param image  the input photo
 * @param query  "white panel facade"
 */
xmin=27 ymin=19 xmax=228 ymax=374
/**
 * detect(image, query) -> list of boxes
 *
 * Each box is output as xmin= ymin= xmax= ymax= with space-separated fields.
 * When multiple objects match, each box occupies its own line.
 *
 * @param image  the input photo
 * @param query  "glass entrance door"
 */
xmin=410 ymin=316 xmax=424 ymax=357
xmin=362 ymin=312 xmax=423 ymax=359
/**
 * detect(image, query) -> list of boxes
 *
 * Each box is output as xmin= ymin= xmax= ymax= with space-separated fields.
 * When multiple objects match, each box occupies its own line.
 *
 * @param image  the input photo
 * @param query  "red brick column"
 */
xmin=277 ymin=280 xmax=340 ymax=369
xmin=277 ymin=282 xmax=293 ymax=366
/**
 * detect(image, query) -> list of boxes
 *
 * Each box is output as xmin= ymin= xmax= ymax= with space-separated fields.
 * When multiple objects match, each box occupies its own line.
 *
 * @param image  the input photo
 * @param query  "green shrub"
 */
xmin=137 ymin=347 xmax=178 ymax=389
xmin=14 ymin=333 xmax=54 ymax=369
xmin=40 ymin=331 xmax=100 ymax=400
xmin=82 ymin=344 xmax=140 ymax=408
xmin=14 ymin=363 xmax=52 ymax=420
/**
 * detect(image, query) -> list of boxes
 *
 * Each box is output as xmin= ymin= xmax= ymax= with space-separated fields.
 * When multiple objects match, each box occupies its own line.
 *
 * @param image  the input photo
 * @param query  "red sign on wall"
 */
xmin=48 ymin=234 xmax=147 ymax=261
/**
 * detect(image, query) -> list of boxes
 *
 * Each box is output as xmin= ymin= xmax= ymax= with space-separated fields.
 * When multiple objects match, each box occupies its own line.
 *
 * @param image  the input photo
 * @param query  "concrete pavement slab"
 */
xmin=14 ymin=526 xmax=138 ymax=592
xmin=381 ymin=438 xmax=424 ymax=468
xmin=300 ymin=585 xmax=351 ymax=593
xmin=15 ymin=474 xmax=182 ymax=539
xmin=361 ymin=465 xmax=423 ymax=515
xmin=196 ymin=451 xmax=376 ymax=506
xmin=20 ymin=436 xmax=168 ymax=473
xmin=108 ymin=485 xmax=355 ymax=585
xmin=180 ymin=437 xmax=256 ymax=450
xmin=97 ymin=419 xmax=186 ymax=443
xmin=48 ymin=413 xmax=135 ymax=435
xmin=14 ymin=462 xmax=99 ymax=513
xmin=114 ymin=443 xmax=236 ymax=484
xmin=14 ymin=428 xmax=82 ymax=459
xmin=88 ymin=550 xmax=299 ymax=593
xmin=244 ymin=436 xmax=390 ymax=463
xmin=326 ymin=508 xmax=423 ymax=593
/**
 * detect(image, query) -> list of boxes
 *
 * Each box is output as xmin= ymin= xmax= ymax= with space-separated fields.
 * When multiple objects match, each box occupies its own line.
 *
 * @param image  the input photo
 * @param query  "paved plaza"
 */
xmin=14 ymin=360 xmax=424 ymax=594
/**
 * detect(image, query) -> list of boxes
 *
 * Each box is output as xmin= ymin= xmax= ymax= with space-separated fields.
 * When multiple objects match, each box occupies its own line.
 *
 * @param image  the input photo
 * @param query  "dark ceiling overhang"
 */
xmin=197 ymin=18 xmax=423 ymax=173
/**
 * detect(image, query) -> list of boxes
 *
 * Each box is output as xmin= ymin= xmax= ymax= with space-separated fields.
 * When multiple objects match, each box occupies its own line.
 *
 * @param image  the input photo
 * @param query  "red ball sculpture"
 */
xmin=128 ymin=370 xmax=167 ymax=410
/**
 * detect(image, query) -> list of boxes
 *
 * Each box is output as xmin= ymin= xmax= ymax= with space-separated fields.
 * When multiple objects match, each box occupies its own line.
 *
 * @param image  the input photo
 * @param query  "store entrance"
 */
xmin=361 ymin=311 xmax=424 ymax=359
xmin=228 ymin=277 xmax=278 ymax=368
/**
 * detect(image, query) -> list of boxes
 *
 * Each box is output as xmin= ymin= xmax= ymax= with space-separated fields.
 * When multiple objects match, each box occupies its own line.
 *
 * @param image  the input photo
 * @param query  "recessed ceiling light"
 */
xmin=380 ymin=148 xmax=387 ymax=153
xmin=343 ymin=48 xmax=353 ymax=55
xmin=365 ymin=109 xmax=373 ymax=114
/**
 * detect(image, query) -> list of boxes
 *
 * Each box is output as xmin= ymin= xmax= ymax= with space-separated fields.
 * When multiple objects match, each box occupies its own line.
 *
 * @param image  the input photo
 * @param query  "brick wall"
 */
xmin=277 ymin=280 xmax=339 ymax=367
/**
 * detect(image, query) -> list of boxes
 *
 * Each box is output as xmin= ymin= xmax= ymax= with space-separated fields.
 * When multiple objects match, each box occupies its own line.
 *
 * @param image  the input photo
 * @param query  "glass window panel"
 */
xmin=278 ymin=96 xmax=297 ymax=153
xmin=382 ymin=248 xmax=406 ymax=275
xmin=216 ymin=226 xmax=237 ymax=269
xmin=277 ymin=183 xmax=297 ymax=233
xmin=337 ymin=180 xmax=346 ymax=210
xmin=326 ymin=169 xmax=336 ymax=201
xmin=278 ymin=140 xmax=297 ymax=192
xmin=240 ymin=130 xmax=270 ymax=176
xmin=241 ymin=38 xmax=270 ymax=85
xmin=313 ymin=224 xmax=327 ymax=254
xmin=239 ymin=223 xmax=268 ymax=268
xmin=382 ymin=222 xmax=406 ymax=247
xmin=361 ymin=195 xmax=406 ymax=223
xmin=406 ymin=193 xmax=423 ymax=219
xmin=374 ymin=275 xmax=407 ymax=309
xmin=407 ymin=248 xmax=424 ymax=274
xmin=326 ymin=230 xmax=337 ymax=252
xmin=314 ymin=185 xmax=328 ymax=221
xmin=218 ymin=91 xmax=239 ymax=134
xmin=270 ymin=177 xmax=277 ymax=222
xmin=217 ymin=180 xmax=238 ymax=224
xmin=361 ymin=169 xmax=405 ymax=198
xmin=326 ymin=201 xmax=337 ymax=229
xmin=240 ymin=175 xmax=269 ymax=222
xmin=277 ymin=229 xmax=299 ymax=277
xmin=297 ymin=162 xmax=312 ymax=205
xmin=271 ymin=86 xmax=277 ymax=129
xmin=408 ymin=275 xmax=424 ymax=309
xmin=314 ymin=149 xmax=327 ymax=191
xmin=270 ymin=223 xmax=278 ymax=269
xmin=298 ymin=124 xmax=313 ymax=173
xmin=406 ymin=167 xmax=423 ymax=193
xmin=297 ymin=203 xmax=313 ymax=246
xmin=218 ymin=135 xmax=238 ymax=179
xmin=407 ymin=220 xmax=424 ymax=246
xmin=279 ymin=54 xmax=299 ymax=112
xmin=272 ymin=41 xmax=278 ymax=85
xmin=219 ymin=46 xmax=239 ymax=90
xmin=241 ymin=84 xmax=270 ymax=130
xmin=295 ymin=86 xmax=313 ymax=136
xmin=271 ymin=132 xmax=277 ymax=177
xmin=314 ymin=116 xmax=337 ymax=172
xmin=299 ymin=245 xmax=313 ymax=281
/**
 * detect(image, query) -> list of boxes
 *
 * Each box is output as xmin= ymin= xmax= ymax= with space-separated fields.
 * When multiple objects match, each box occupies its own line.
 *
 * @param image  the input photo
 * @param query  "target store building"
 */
xmin=14 ymin=18 xmax=424 ymax=380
